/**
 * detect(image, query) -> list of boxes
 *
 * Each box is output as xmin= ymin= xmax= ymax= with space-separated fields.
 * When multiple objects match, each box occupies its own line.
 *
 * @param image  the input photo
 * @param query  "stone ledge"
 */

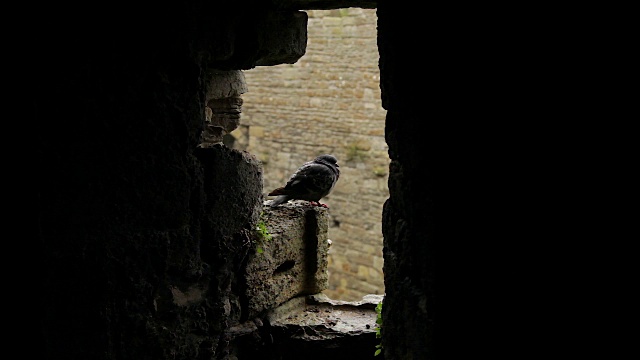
xmin=243 ymin=202 xmax=330 ymax=318
xmin=228 ymin=293 xmax=384 ymax=359
xmin=267 ymin=294 xmax=381 ymax=338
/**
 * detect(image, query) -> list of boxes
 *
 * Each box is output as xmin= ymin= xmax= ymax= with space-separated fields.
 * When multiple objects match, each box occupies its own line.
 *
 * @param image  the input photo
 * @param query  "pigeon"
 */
xmin=268 ymin=154 xmax=340 ymax=208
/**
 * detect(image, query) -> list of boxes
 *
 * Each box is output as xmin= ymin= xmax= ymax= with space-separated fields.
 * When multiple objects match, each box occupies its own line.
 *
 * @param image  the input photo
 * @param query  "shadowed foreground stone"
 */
xmin=229 ymin=293 xmax=383 ymax=360
xmin=265 ymin=293 xmax=383 ymax=360
xmin=268 ymin=293 xmax=382 ymax=337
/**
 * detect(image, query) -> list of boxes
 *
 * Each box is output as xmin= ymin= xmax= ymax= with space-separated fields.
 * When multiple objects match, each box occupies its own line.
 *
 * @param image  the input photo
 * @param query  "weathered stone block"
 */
xmin=244 ymin=202 xmax=330 ymax=318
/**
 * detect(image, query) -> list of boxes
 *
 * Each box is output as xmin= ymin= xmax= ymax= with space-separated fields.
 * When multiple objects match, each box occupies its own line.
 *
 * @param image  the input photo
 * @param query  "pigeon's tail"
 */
xmin=269 ymin=195 xmax=290 ymax=207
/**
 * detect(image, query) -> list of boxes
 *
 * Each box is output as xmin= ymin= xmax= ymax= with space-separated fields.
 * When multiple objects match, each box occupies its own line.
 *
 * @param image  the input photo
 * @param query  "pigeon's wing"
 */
xmin=268 ymin=155 xmax=340 ymax=207
xmin=272 ymin=161 xmax=336 ymax=201
xmin=267 ymin=161 xmax=314 ymax=196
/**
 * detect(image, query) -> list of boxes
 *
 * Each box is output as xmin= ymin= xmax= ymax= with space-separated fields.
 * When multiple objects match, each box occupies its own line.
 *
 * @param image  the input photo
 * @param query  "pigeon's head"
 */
xmin=315 ymin=154 xmax=339 ymax=167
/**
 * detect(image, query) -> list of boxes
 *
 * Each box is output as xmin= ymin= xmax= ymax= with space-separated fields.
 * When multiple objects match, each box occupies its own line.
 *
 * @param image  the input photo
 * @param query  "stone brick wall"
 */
xmin=235 ymin=8 xmax=387 ymax=301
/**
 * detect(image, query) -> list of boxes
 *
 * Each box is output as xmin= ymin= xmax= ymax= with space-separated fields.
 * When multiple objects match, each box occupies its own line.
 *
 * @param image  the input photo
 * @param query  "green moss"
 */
xmin=374 ymin=300 xmax=383 ymax=356
xmin=255 ymin=213 xmax=272 ymax=254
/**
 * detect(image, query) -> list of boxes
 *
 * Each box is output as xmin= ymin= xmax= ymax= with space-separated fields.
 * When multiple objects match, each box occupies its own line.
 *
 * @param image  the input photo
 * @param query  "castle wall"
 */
xmin=239 ymin=8 xmax=387 ymax=301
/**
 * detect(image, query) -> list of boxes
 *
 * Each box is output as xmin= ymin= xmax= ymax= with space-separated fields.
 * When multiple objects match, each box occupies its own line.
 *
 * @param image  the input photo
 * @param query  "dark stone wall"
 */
xmin=35 ymin=3 xmax=284 ymax=360
xmin=35 ymin=1 xmax=435 ymax=360
xmin=377 ymin=1 xmax=433 ymax=359
xmin=38 ymin=9 xmax=210 ymax=359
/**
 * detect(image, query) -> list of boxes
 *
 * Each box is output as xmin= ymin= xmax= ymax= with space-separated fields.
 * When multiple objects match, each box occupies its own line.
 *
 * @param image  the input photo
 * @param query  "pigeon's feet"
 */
xmin=309 ymin=201 xmax=328 ymax=208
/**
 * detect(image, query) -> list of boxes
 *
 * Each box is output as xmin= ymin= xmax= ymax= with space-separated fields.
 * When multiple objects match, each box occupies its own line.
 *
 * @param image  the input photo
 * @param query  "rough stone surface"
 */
xmin=200 ymin=70 xmax=248 ymax=147
xmin=232 ymin=294 xmax=382 ymax=360
xmin=268 ymin=295 xmax=378 ymax=338
xmin=196 ymin=9 xmax=309 ymax=70
xmin=244 ymin=202 xmax=330 ymax=319
xmin=206 ymin=70 xmax=249 ymax=100
xmin=196 ymin=146 xmax=264 ymax=241
xmin=253 ymin=11 xmax=310 ymax=66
